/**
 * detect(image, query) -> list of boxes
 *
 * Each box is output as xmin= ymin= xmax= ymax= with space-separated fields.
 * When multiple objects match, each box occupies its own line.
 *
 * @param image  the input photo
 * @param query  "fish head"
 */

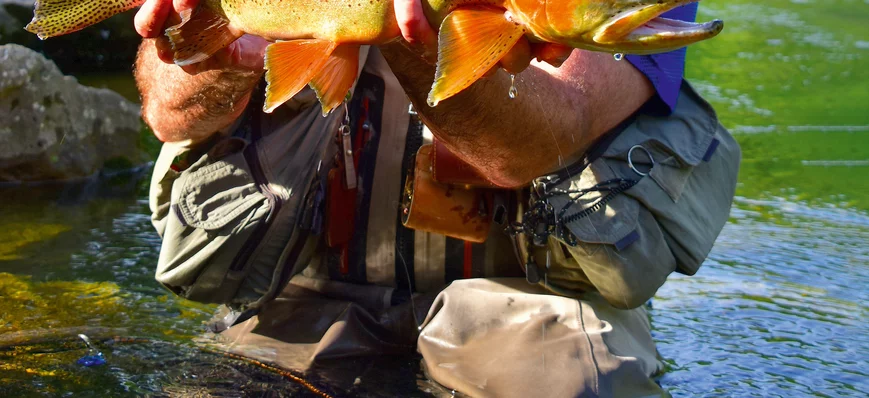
xmin=511 ymin=0 xmax=723 ymax=55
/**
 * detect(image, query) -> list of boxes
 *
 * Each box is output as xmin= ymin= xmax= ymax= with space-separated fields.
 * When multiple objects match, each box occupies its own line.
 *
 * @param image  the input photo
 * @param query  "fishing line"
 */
xmin=535 ymin=86 xmax=572 ymax=182
xmin=396 ymin=247 xmax=422 ymax=330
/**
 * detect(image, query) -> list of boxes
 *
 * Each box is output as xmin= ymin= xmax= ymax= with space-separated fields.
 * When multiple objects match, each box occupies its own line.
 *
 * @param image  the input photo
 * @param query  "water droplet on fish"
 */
xmin=613 ymin=53 xmax=624 ymax=61
xmin=508 ymin=74 xmax=518 ymax=99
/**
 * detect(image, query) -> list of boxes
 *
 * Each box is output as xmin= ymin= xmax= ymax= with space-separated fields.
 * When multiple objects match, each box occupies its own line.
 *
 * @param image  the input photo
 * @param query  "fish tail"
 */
xmin=26 ymin=0 xmax=146 ymax=39
xmin=263 ymin=39 xmax=338 ymax=113
xmin=310 ymin=45 xmax=362 ymax=116
xmin=166 ymin=7 xmax=242 ymax=66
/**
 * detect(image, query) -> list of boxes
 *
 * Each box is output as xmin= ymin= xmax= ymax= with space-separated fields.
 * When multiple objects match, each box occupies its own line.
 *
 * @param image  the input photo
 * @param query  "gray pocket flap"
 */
xmin=549 ymin=158 xmax=639 ymax=247
xmin=603 ymin=83 xmax=719 ymax=202
xmin=604 ymin=84 xmax=718 ymax=169
xmin=174 ymin=151 xmax=266 ymax=231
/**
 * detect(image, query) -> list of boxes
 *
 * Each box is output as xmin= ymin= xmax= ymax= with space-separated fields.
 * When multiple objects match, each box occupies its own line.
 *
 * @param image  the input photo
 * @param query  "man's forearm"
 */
xmin=134 ymin=39 xmax=263 ymax=143
xmin=380 ymin=43 xmax=653 ymax=188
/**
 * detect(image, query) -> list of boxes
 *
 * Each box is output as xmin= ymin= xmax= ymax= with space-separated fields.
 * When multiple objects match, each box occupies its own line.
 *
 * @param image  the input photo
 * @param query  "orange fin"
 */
xmin=166 ymin=7 xmax=242 ymax=66
xmin=593 ymin=5 xmax=669 ymax=44
xmin=264 ymin=40 xmax=337 ymax=113
xmin=309 ymin=45 xmax=361 ymax=116
xmin=427 ymin=7 xmax=525 ymax=107
xmin=26 ymin=0 xmax=146 ymax=39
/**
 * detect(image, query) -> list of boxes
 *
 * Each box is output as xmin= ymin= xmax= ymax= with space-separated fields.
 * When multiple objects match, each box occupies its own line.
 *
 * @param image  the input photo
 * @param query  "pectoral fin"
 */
xmin=166 ymin=7 xmax=243 ymax=66
xmin=309 ymin=45 xmax=361 ymax=116
xmin=264 ymin=40 xmax=337 ymax=113
xmin=427 ymin=7 xmax=526 ymax=107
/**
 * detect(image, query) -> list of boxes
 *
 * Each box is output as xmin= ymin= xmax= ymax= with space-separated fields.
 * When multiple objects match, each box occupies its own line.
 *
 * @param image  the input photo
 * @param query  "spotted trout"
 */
xmin=26 ymin=0 xmax=722 ymax=113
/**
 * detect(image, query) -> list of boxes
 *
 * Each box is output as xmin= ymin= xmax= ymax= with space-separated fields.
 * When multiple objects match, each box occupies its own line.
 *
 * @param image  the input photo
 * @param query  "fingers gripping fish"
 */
xmin=25 ymin=0 xmax=723 ymax=114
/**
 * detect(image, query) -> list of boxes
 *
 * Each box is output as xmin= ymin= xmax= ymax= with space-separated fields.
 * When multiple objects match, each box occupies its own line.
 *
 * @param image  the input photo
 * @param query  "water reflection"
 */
xmin=654 ymin=197 xmax=869 ymax=396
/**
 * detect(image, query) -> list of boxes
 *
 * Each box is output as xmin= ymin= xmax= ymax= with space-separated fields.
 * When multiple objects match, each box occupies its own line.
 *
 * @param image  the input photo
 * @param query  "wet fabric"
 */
xmin=216 ymin=277 xmax=665 ymax=398
xmin=418 ymin=278 xmax=665 ymax=398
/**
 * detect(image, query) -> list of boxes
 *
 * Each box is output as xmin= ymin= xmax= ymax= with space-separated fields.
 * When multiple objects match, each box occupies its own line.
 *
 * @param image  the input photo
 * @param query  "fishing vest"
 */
xmin=148 ymin=45 xmax=737 ymax=315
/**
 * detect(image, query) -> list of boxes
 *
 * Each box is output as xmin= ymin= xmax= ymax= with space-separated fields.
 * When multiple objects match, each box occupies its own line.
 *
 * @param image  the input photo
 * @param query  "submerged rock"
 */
xmin=0 ymin=44 xmax=146 ymax=182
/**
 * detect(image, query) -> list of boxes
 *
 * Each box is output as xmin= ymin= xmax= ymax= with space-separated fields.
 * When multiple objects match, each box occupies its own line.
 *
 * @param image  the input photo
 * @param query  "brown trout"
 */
xmin=25 ymin=0 xmax=723 ymax=113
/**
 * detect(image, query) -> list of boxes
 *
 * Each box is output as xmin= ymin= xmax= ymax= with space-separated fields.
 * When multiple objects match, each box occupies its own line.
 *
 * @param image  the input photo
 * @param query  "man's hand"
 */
xmin=392 ymin=0 xmax=574 ymax=73
xmin=385 ymin=0 xmax=653 ymax=187
xmin=133 ymin=0 xmax=268 ymax=74
xmin=133 ymin=0 xmax=267 ymax=143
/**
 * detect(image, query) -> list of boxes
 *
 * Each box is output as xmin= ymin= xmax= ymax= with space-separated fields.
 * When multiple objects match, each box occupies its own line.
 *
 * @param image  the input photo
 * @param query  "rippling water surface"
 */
xmin=654 ymin=0 xmax=869 ymax=395
xmin=2 ymin=0 xmax=868 ymax=396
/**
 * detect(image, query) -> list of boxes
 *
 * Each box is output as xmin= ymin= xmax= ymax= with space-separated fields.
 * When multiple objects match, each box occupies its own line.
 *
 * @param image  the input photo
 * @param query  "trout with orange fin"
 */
xmin=25 ymin=0 xmax=723 ymax=114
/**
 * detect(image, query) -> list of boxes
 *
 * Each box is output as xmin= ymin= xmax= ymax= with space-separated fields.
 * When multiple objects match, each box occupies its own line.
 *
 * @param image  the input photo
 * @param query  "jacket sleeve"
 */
xmin=539 ymin=82 xmax=740 ymax=309
xmin=625 ymin=3 xmax=698 ymax=114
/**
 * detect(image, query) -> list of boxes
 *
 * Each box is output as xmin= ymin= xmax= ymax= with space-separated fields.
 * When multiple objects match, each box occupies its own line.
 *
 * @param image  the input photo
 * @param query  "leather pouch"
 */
xmin=401 ymin=144 xmax=493 ymax=243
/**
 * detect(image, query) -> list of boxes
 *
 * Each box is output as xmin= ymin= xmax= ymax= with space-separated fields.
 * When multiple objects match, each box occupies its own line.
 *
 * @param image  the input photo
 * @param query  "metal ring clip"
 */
xmin=627 ymin=145 xmax=654 ymax=176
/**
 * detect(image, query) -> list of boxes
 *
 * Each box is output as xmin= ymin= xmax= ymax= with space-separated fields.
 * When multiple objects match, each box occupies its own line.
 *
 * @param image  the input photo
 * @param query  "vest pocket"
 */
xmin=601 ymin=82 xmax=720 ymax=203
xmin=174 ymin=151 xmax=266 ymax=231
xmin=155 ymin=142 xmax=271 ymax=303
xmin=548 ymin=157 xmax=641 ymax=254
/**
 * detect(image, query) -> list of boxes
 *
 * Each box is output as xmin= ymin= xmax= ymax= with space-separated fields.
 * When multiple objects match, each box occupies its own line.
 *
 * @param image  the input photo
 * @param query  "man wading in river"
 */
xmin=136 ymin=0 xmax=740 ymax=395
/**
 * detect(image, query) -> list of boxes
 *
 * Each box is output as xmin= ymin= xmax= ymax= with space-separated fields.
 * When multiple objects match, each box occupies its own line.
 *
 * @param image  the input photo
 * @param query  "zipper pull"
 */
xmin=340 ymin=102 xmax=357 ymax=190
xmin=525 ymin=254 xmax=541 ymax=284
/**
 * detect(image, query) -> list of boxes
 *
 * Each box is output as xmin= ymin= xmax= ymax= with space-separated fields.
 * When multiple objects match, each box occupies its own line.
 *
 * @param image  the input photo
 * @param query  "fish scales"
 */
xmin=26 ymin=0 xmax=724 ymax=113
xmin=212 ymin=0 xmax=501 ymax=44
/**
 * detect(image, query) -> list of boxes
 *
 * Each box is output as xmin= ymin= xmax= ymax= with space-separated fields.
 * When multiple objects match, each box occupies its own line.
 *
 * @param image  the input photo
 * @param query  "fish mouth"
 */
xmin=592 ymin=1 xmax=723 ymax=54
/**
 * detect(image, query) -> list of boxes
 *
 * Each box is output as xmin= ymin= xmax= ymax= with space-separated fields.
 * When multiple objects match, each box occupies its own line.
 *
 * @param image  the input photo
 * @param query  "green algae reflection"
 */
xmin=0 ymin=223 xmax=70 ymax=261
xmin=688 ymin=0 xmax=869 ymax=212
xmin=0 ymin=272 xmax=212 ymax=338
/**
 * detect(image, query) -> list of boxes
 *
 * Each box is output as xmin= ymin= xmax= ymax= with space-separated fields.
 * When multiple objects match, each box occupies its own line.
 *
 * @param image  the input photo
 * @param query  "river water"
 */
xmin=1 ymin=0 xmax=868 ymax=396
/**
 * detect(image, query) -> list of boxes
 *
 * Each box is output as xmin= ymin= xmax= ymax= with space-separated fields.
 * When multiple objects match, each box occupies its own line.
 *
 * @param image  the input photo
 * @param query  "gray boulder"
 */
xmin=0 ymin=44 xmax=146 ymax=182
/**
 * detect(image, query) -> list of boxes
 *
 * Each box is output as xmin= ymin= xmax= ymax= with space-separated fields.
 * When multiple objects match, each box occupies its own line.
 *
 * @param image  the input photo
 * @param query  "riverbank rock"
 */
xmin=0 ymin=44 xmax=146 ymax=182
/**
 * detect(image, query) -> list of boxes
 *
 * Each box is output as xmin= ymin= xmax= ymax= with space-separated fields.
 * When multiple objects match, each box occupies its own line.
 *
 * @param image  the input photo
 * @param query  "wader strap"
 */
xmin=394 ymin=106 xmax=424 ymax=296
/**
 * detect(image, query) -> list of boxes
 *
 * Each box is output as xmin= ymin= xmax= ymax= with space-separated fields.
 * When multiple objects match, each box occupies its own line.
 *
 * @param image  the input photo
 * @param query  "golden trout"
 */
xmin=25 ymin=0 xmax=723 ymax=113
